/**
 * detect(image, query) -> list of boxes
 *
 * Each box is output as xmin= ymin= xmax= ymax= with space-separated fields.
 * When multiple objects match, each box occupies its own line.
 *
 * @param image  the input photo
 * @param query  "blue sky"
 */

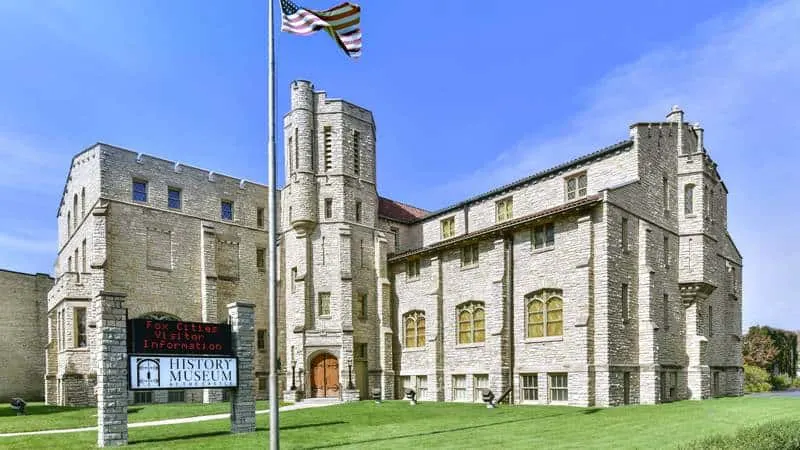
xmin=0 ymin=0 xmax=797 ymax=331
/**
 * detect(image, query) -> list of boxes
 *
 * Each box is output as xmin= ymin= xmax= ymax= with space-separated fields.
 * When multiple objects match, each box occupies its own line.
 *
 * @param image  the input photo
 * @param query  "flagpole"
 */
xmin=267 ymin=0 xmax=279 ymax=448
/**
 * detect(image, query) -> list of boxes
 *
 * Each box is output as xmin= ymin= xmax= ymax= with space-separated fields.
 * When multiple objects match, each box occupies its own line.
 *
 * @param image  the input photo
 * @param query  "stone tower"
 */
xmin=281 ymin=80 xmax=392 ymax=400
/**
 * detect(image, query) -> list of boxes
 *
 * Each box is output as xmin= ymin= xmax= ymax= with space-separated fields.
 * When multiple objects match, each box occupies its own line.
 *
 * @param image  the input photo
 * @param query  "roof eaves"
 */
xmin=388 ymin=195 xmax=602 ymax=262
xmin=415 ymin=140 xmax=633 ymax=223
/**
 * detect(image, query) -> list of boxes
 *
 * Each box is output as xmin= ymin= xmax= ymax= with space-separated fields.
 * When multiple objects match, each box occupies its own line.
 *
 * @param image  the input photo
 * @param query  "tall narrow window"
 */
xmin=549 ymin=373 xmax=569 ymax=402
xmin=221 ymin=200 xmax=234 ymax=220
xmin=441 ymin=217 xmax=455 ymax=239
xmin=321 ymin=237 xmax=326 ymax=265
xmin=294 ymin=128 xmax=299 ymax=170
xmin=291 ymin=267 xmax=297 ymax=293
xmin=81 ymin=187 xmax=86 ymax=217
xmin=168 ymin=187 xmax=182 ymax=209
xmin=360 ymin=240 xmax=365 ymax=268
xmin=132 ymin=180 xmax=148 ymax=202
xmin=81 ymin=239 xmax=87 ymax=273
xmin=404 ymin=311 xmax=426 ymax=348
xmin=73 ymin=194 xmax=78 ymax=229
xmin=355 ymin=200 xmax=362 ymax=222
xmin=663 ymin=294 xmax=670 ymax=331
xmin=356 ymin=293 xmax=368 ymax=319
xmin=323 ymin=126 xmax=333 ymax=171
xmin=257 ymin=207 xmax=265 ymax=228
xmin=391 ymin=227 xmax=400 ymax=251
xmin=67 ymin=212 xmax=72 ymax=236
xmin=325 ymin=198 xmax=333 ymax=219
xmin=621 ymin=217 xmax=629 ymax=251
xmin=74 ymin=307 xmax=87 ymax=348
xmin=257 ymin=330 xmax=266 ymax=351
xmin=318 ymin=292 xmax=331 ymax=316
xmin=74 ymin=248 xmax=79 ymax=279
xmin=662 ymin=176 xmax=669 ymax=212
xmin=288 ymin=136 xmax=294 ymax=173
xmin=621 ymin=283 xmax=629 ymax=322
xmin=353 ymin=130 xmax=361 ymax=176
xmin=684 ymin=184 xmax=694 ymax=215
xmin=708 ymin=305 xmax=713 ymax=337
xmin=566 ymin=173 xmax=587 ymax=200
xmin=496 ymin=197 xmax=513 ymax=222
xmin=407 ymin=259 xmax=420 ymax=279
xmin=256 ymin=248 xmax=266 ymax=271
xmin=68 ymin=256 xmax=73 ymax=273
xmin=663 ymin=236 xmax=670 ymax=268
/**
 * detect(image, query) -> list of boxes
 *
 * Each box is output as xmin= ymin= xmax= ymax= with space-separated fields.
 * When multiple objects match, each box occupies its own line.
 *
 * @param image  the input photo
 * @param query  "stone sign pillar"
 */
xmin=95 ymin=291 xmax=128 ymax=448
xmin=228 ymin=301 xmax=256 ymax=433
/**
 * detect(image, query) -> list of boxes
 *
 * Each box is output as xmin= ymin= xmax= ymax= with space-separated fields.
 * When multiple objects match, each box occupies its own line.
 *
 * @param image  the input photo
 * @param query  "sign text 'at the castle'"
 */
xmin=127 ymin=318 xmax=233 ymax=356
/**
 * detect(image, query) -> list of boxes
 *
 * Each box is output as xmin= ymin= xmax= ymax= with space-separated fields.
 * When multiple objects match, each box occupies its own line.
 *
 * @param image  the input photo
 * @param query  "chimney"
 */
xmin=667 ymin=105 xmax=685 ymax=155
xmin=694 ymin=122 xmax=704 ymax=154
xmin=666 ymin=105 xmax=684 ymax=123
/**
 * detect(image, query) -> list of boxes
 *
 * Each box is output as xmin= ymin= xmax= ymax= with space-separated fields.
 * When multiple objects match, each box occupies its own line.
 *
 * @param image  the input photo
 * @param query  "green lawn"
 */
xmin=2 ymin=396 xmax=799 ymax=449
xmin=0 ymin=400 xmax=288 ymax=434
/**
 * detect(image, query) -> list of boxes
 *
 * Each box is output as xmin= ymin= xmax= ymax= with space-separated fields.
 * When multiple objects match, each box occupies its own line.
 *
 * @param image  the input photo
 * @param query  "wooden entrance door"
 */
xmin=310 ymin=353 xmax=339 ymax=398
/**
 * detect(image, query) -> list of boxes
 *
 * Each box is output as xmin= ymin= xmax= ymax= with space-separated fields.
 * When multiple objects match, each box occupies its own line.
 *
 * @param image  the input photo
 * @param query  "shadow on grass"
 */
xmin=129 ymin=421 xmax=347 ymax=445
xmin=309 ymin=414 xmax=569 ymax=449
xmin=128 ymin=407 xmax=143 ymax=415
xmin=583 ymin=408 xmax=603 ymax=415
xmin=0 ymin=404 xmax=94 ymax=418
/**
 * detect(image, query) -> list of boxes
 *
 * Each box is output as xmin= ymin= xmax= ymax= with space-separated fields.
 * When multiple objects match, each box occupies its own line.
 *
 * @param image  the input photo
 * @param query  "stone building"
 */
xmin=0 ymin=269 xmax=52 ymax=401
xmin=46 ymin=143 xmax=285 ymax=406
xmin=43 ymin=79 xmax=742 ymax=407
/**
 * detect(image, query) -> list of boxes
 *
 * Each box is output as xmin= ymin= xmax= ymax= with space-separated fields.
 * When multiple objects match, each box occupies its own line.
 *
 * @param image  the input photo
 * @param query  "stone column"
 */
xmin=95 ymin=291 xmax=128 ymax=448
xmin=201 ymin=223 xmax=222 ymax=403
xmin=228 ymin=301 xmax=256 ymax=434
xmin=375 ymin=231 xmax=394 ymax=401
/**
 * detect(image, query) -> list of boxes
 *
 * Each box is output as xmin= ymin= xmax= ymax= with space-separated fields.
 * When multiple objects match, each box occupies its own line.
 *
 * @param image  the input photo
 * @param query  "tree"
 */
xmin=743 ymin=332 xmax=778 ymax=369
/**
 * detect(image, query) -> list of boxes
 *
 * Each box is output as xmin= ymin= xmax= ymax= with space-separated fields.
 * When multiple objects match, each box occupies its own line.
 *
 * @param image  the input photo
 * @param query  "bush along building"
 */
xmin=45 ymin=80 xmax=743 ymax=407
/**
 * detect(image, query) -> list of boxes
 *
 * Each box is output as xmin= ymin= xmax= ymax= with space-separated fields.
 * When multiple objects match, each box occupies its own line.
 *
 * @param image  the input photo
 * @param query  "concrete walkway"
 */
xmin=0 ymin=399 xmax=338 ymax=438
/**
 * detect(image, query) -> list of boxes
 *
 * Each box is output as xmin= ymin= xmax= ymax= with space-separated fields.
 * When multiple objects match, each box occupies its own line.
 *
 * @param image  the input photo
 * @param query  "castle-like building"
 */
xmin=41 ymin=80 xmax=743 ymax=407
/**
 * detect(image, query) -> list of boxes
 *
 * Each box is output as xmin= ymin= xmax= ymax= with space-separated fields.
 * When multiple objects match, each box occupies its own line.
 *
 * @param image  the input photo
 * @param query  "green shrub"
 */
xmin=744 ymin=365 xmax=772 ymax=393
xmin=682 ymin=419 xmax=800 ymax=449
xmin=791 ymin=377 xmax=800 ymax=389
xmin=770 ymin=374 xmax=791 ymax=391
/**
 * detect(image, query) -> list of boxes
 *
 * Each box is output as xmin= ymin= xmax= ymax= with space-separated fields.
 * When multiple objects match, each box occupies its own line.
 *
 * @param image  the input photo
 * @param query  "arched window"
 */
xmin=526 ymin=289 xmax=564 ymax=338
xmin=138 ymin=312 xmax=181 ymax=321
xmin=67 ymin=211 xmax=72 ymax=235
xmin=684 ymin=184 xmax=694 ymax=215
xmin=457 ymin=301 xmax=485 ymax=344
xmin=81 ymin=187 xmax=86 ymax=217
xmin=73 ymin=194 xmax=78 ymax=229
xmin=403 ymin=310 xmax=426 ymax=348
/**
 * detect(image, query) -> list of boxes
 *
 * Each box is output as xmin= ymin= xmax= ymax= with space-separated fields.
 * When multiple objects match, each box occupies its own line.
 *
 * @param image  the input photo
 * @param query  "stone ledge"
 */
xmin=96 ymin=291 xmax=127 ymax=299
xmin=227 ymin=301 xmax=256 ymax=309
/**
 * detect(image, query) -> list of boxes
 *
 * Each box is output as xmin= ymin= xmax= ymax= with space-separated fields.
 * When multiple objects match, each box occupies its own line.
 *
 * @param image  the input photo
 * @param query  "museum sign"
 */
xmin=127 ymin=318 xmax=238 ymax=390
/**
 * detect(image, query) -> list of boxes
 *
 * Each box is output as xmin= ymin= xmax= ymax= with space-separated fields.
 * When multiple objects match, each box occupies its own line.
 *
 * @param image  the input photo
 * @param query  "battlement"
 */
xmin=98 ymin=143 xmax=269 ymax=192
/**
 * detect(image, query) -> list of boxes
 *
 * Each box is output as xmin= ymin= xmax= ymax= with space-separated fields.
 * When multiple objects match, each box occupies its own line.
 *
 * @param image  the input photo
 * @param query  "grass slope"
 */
xmin=1 ymin=396 xmax=798 ymax=449
xmin=0 ymin=401 xmax=286 ymax=433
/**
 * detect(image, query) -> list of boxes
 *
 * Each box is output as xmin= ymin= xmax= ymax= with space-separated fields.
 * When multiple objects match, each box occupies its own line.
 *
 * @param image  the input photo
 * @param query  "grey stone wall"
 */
xmin=0 ymin=270 xmax=52 ymax=401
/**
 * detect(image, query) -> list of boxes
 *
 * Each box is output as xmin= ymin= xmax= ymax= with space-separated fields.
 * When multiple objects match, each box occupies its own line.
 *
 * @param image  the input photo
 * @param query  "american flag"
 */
xmin=280 ymin=0 xmax=362 ymax=58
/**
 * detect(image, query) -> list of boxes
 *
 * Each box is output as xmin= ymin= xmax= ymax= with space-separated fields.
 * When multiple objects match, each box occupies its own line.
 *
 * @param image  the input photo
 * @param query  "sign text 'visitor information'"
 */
xmin=129 ymin=355 xmax=238 ymax=390
xmin=127 ymin=318 xmax=233 ymax=356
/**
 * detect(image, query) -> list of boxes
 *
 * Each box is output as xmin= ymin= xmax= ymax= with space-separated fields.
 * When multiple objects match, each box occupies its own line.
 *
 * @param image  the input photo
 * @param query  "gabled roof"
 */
xmin=378 ymin=197 xmax=429 ymax=223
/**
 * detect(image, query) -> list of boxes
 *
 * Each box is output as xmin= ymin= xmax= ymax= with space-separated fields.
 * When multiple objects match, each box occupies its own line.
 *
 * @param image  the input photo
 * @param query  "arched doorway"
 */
xmin=309 ymin=353 xmax=339 ymax=398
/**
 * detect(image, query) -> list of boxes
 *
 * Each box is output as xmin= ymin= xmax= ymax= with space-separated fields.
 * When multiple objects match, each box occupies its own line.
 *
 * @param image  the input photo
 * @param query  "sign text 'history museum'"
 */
xmin=129 ymin=355 xmax=238 ymax=390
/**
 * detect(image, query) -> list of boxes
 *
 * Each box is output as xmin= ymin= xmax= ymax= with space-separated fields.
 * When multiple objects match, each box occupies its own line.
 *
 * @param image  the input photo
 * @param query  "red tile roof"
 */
xmin=378 ymin=197 xmax=429 ymax=223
